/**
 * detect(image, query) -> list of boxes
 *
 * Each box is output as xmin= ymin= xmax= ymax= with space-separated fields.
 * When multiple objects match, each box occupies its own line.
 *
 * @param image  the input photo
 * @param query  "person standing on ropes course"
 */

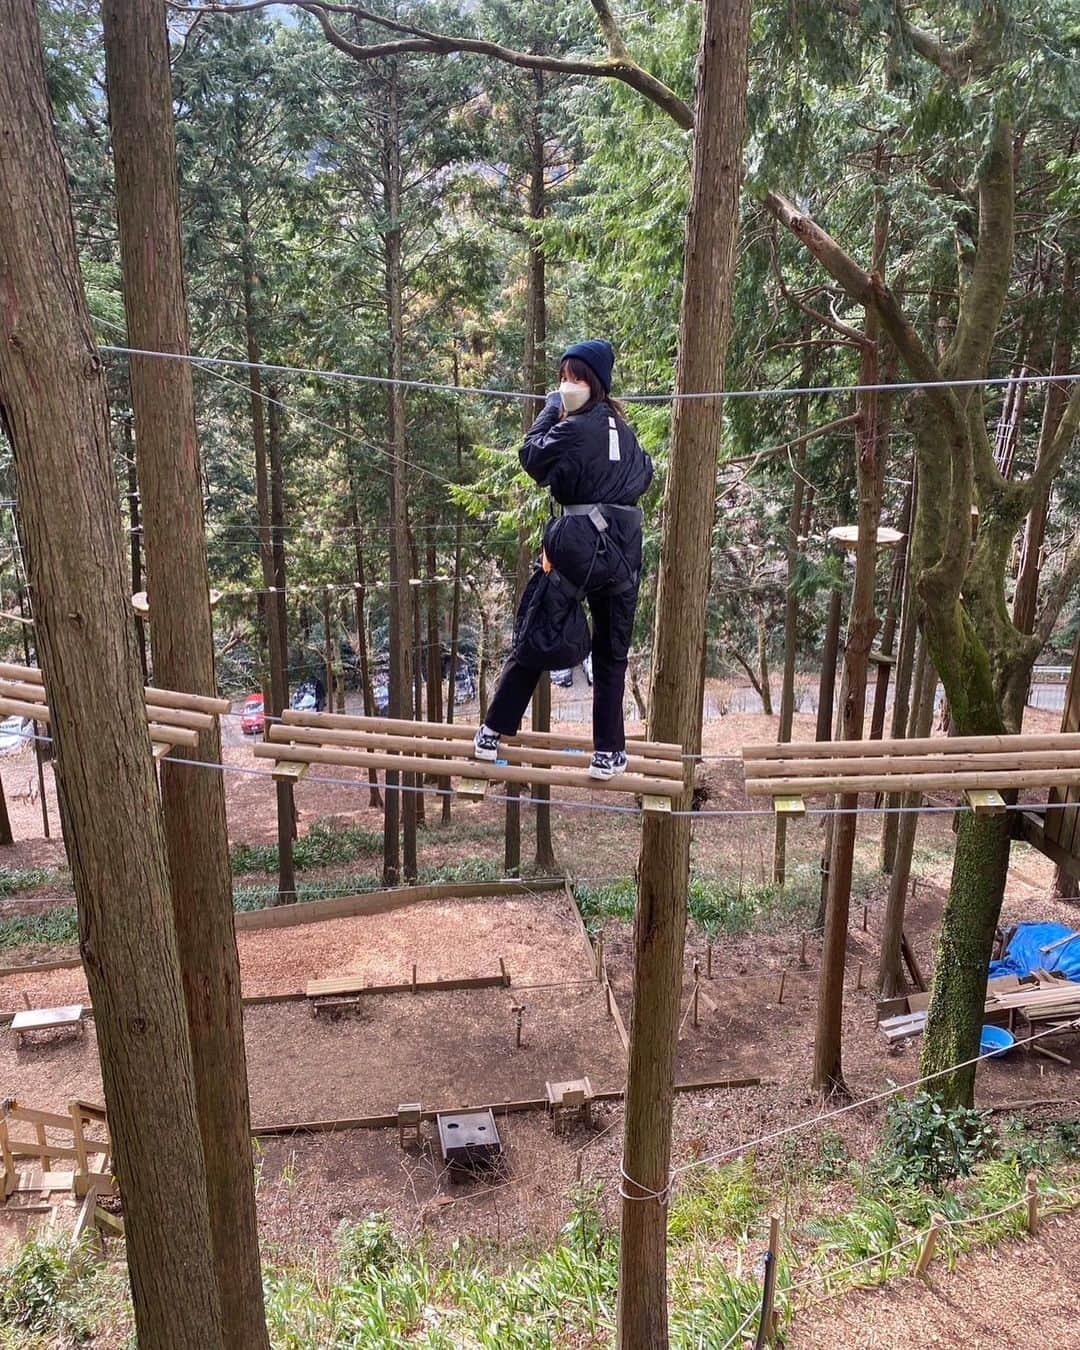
xmin=474 ymin=339 xmax=653 ymax=780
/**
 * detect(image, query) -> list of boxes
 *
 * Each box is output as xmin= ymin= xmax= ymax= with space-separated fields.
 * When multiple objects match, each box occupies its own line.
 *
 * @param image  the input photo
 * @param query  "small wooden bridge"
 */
xmin=0 ymin=662 xmax=228 ymax=760
xmin=254 ymin=710 xmax=687 ymax=808
xmin=742 ymin=730 xmax=1080 ymax=817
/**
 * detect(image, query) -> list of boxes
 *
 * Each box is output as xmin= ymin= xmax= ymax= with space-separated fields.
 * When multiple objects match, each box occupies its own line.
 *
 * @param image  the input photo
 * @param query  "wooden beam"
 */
xmin=746 ymin=769 xmax=1080 ymax=797
xmin=282 ymin=708 xmax=683 ymax=761
xmin=745 ymin=749 xmax=1080 ymax=779
xmin=1019 ymin=812 xmax=1080 ymax=882
xmin=744 ymin=729 xmax=1080 ymax=761
xmin=268 ymin=722 xmax=684 ymax=780
xmin=307 ymin=972 xmax=507 ymax=999
xmin=253 ymin=740 xmax=683 ymax=799
xmin=773 ymin=795 xmax=806 ymax=817
xmin=965 ymin=789 xmax=1007 ymax=816
xmin=142 ymin=684 xmax=230 ymax=716
xmin=269 ymin=759 xmax=309 ymax=783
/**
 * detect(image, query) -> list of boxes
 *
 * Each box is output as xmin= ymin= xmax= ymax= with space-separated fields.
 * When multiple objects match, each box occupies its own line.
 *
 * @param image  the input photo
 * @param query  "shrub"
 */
xmin=877 ymin=1091 xmax=996 ymax=1190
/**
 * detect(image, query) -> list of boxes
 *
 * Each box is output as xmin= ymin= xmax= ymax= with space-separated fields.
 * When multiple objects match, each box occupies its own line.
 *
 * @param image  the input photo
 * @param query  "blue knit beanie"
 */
xmin=561 ymin=339 xmax=615 ymax=394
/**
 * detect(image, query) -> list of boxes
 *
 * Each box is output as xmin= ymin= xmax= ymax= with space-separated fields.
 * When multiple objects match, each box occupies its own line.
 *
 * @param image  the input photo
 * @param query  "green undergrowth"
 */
xmin=230 ymin=823 xmax=383 ymax=876
xmin=575 ymin=873 xmax=817 ymax=936
xmin=3 ymin=1115 xmax=1078 ymax=1349
xmin=0 ymin=864 xmax=68 ymax=897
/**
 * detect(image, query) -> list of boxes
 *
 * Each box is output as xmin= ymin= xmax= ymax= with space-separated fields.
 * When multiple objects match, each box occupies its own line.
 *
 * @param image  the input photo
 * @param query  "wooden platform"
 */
xmin=0 ymin=662 xmax=229 ymax=761
xmin=253 ymin=711 xmax=687 ymax=804
xmin=742 ymin=730 xmax=1080 ymax=815
xmin=10 ymin=1004 xmax=84 ymax=1046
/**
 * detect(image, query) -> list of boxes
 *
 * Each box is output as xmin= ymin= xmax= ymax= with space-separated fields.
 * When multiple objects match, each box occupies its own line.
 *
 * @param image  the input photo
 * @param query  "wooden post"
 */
xmin=914 ymin=1214 xmax=944 ymax=1278
xmin=799 ymin=931 xmax=807 ymax=968
xmin=692 ymin=959 xmax=701 ymax=1028
xmin=596 ymin=933 xmax=605 ymax=981
xmin=777 ymin=970 xmax=787 ymax=1005
xmin=605 ymin=980 xmax=613 ymax=1019
xmin=862 ymin=904 xmax=868 ymax=932
xmin=856 ymin=962 xmax=864 ymax=991
xmin=706 ymin=940 xmax=713 ymax=979
xmin=70 ymin=1103 xmax=88 ymax=1188
xmin=411 ymin=963 xmax=417 ymax=994
xmin=514 ymin=1004 xmax=524 ymax=1048
xmin=1 ymin=1117 xmax=15 ymax=1199
xmin=754 ymin=1215 xmax=781 ymax=1349
xmin=1026 ymin=1173 xmax=1039 ymax=1234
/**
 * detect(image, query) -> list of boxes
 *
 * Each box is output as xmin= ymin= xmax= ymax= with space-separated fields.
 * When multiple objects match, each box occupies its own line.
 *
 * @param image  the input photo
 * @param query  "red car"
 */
xmin=240 ymin=693 xmax=265 ymax=735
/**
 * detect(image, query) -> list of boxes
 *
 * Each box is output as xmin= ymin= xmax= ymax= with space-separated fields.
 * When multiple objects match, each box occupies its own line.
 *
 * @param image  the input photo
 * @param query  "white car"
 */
xmin=0 ymin=715 xmax=32 ymax=755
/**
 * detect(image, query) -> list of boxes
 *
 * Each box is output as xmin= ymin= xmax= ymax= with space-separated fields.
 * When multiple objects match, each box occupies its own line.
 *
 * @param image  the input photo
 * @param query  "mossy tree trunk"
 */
xmin=765 ymin=98 xmax=1080 ymax=1104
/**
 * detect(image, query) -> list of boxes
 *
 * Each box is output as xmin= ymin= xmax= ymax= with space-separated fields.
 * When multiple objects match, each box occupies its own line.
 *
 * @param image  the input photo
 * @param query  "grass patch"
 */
xmin=0 ymin=906 xmax=78 ymax=951
xmin=0 ymin=866 xmax=67 ymax=897
xmin=230 ymin=821 xmax=382 ymax=875
xmin=575 ymin=874 xmax=817 ymax=935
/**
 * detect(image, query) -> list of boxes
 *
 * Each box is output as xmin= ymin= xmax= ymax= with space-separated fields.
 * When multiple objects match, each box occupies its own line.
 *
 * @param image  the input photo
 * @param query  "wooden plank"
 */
xmin=901 ymin=932 xmax=927 ymax=991
xmin=8 ymin=1143 xmax=81 ymax=1162
xmin=746 ymin=768 xmax=1080 ymax=797
xmin=0 ymin=695 xmax=51 ymax=724
xmin=12 ymin=1171 xmax=74 ymax=1193
xmin=773 ymin=795 xmax=806 ymax=817
xmin=11 ymin=1005 xmax=83 ymax=1033
xmin=0 ymin=956 xmax=83 ymax=978
xmin=0 ymin=662 xmax=43 ymax=685
xmin=147 ymin=723 xmax=198 ymax=749
xmin=282 ymin=708 xmax=683 ymax=762
xmin=268 ymin=722 xmax=684 ymax=781
xmin=641 ymin=794 xmax=673 ymax=813
xmin=253 ymin=740 xmax=684 ymax=799
xmin=306 ymin=972 xmax=507 ymax=999
xmin=3 ymin=1105 xmax=78 ymax=1131
xmin=745 ymin=749 xmax=1080 ymax=779
xmin=143 ymin=704 xmax=215 ymax=732
xmin=745 ymin=730 xmax=1080 ymax=762
xmin=142 ymin=685 xmax=230 ymax=716
xmin=0 ymin=679 xmax=48 ymax=705
xmin=965 ymin=789 xmax=1007 ymax=816
xmin=270 ymin=759 xmax=309 ymax=783
xmin=233 ymin=878 xmax=565 ymax=933
xmin=73 ymin=1186 xmax=100 ymax=1245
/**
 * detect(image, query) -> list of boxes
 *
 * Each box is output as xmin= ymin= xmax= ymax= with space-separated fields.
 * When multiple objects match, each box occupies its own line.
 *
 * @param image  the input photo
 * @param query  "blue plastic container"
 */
xmin=980 ymin=1024 xmax=1014 ymax=1058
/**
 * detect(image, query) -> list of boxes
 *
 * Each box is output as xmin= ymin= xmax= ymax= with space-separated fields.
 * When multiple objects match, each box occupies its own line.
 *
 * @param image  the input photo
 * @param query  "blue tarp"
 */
xmin=988 ymin=922 xmax=1080 ymax=982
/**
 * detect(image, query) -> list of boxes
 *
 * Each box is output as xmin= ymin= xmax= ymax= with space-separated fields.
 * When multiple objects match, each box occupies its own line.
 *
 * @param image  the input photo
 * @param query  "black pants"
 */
xmin=485 ymin=587 xmax=636 ymax=752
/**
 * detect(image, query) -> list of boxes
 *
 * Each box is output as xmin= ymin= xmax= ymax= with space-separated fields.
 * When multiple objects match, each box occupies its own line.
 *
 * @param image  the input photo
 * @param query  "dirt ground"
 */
xmin=787 ymin=1210 xmax=1080 ymax=1349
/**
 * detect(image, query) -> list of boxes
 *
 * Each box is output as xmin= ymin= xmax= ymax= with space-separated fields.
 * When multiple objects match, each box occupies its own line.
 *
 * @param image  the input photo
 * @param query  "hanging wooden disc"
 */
xmin=826 ymin=525 xmax=905 ymax=551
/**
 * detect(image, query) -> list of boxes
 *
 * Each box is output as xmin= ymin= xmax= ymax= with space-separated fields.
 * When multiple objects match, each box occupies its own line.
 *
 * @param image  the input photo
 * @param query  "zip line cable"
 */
xmin=98 ymin=342 xmax=1080 ymax=403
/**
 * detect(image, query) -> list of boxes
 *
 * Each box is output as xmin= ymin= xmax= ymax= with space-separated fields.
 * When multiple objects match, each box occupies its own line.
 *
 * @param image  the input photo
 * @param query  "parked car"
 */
xmin=551 ymin=668 xmax=574 ymax=689
xmin=453 ymin=663 xmax=477 ymax=702
xmin=0 ymin=715 xmax=32 ymax=755
xmin=372 ymin=676 xmax=390 ymax=714
xmin=291 ymin=679 xmax=325 ymax=713
xmin=240 ymin=694 xmax=264 ymax=736
xmin=582 ymin=654 xmax=593 ymax=686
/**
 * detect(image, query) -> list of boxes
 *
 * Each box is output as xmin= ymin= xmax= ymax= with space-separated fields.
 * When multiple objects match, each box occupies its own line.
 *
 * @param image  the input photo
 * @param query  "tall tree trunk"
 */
xmin=443 ymin=359 xmax=465 ymax=825
xmin=241 ymin=231 xmax=294 ymax=904
xmin=1012 ymin=254 xmax=1075 ymax=640
xmin=267 ymin=392 xmax=297 ymax=849
xmin=881 ymin=466 xmax=919 ymax=871
xmin=816 ymin=585 xmax=843 ymax=742
xmin=814 ymin=337 xmax=883 ymax=1096
xmin=756 ymin=607 xmax=773 ymax=714
xmin=878 ymin=644 xmax=936 ymax=995
xmin=410 ymin=540 xmax=426 ymax=829
xmin=0 ymin=6 xmax=224 ymax=1341
xmin=619 ymin=4 xmax=750 ymax=1344
xmin=383 ymin=60 xmax=416 ymax=884
xmin=101 ymin=4 xmax=268 ymax=1341
xmin=425 ymin=534 xmax=449 ymax=817
xmin=124 ymin=416 xmax=148 ymax=681
xmin=773 ymin=347 xmax=810 ymax=885
xmin=349 ymin=473 xmax=381 ymax=808
xmin=868 ymin=403 xmax=907 ymax=741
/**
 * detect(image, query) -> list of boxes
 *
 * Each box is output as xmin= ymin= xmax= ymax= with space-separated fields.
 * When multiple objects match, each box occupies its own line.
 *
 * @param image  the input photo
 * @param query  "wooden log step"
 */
xmin=282 ymin=708 xmax=683 ymax=762
xmin=267 ymin=722 xmax=684 ymax=780
xmin=253 ymin=741 xmax=684 ymax=799
xmin=744 ymin=729 xmax=1080 ymax=762
xmin=745 ymin=750 xmax=1080 ymax=779
xmin=745 ymin=769 xmax=1080 ymax=798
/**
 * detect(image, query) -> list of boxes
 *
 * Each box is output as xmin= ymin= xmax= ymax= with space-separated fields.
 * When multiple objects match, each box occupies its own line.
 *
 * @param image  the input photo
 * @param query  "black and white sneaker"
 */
xmin=589 ymin=750 xmax=628 ymax=781
xmin=473 ymin=725 xmax=501 ymax=762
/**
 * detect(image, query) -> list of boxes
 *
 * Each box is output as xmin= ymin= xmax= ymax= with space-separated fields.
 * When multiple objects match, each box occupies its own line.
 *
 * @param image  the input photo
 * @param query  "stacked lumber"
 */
xmin=253 ymin=710 xmax=687 ymax=806
xmin=0 ymin=662 xmax=229 ymax=761
xmin=743 ymin=729 xmax=1080 ymax=815
xmin=985 ymin=973 xmax=1080 ymax=1023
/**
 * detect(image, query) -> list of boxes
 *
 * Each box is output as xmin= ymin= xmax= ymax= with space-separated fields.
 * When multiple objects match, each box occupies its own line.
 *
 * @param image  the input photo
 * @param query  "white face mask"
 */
xmin=559 ymin=380 xmax=590 ymax=413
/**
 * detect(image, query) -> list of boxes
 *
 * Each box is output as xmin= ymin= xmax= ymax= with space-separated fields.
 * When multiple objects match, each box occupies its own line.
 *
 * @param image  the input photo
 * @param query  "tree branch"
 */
xmin=172 ymin=1 xmax=694 ymax=129
xmin=832 ymin=1 xmax=1004 ymax=79
xmin=768 ymin=233 xmax=872 ymax=349
xmin=1036 ymin=538 xmax=1080 ymax=648
xmin=945 ymin=117 xmax=1015 ymax=381
xmin=1026 ymin=379 xmax=1080 ymax=503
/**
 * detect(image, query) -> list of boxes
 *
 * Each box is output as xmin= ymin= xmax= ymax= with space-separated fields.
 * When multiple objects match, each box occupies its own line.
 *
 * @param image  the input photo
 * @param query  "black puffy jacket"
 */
xmin=520 ymin=397 xmax=653 ymax=506
xmin=519 ymin=397 xmax=653 ymax=597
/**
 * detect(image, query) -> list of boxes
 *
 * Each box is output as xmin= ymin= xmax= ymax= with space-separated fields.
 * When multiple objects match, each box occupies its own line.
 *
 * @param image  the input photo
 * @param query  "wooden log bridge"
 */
xmin=742 ymin=730 xmax=1080 ymax=816
xmin=253 ymin=710 xmax=687 ymax=805
xmin=0 ymin=662 xmax=229 ymax=761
